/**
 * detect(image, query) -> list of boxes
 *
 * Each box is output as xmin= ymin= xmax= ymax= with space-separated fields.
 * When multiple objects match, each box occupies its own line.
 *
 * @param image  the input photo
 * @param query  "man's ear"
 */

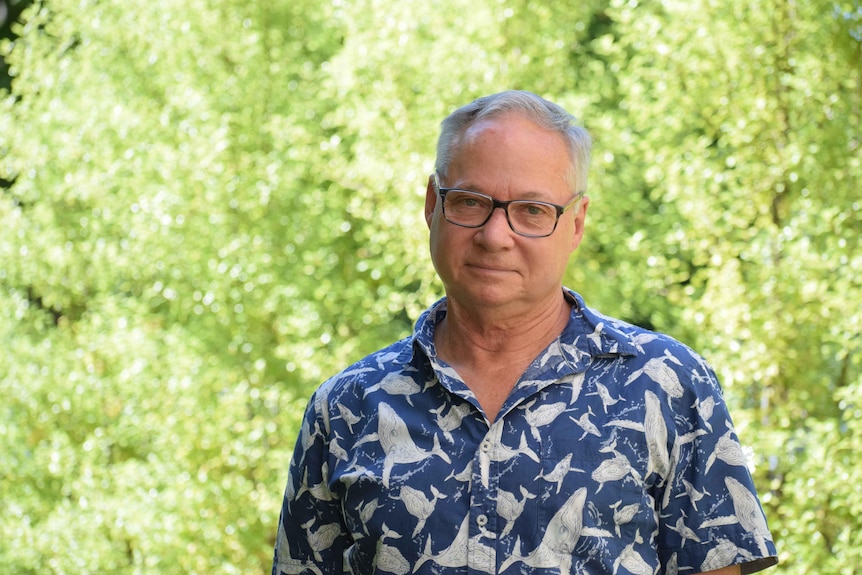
xmin=424 ymin=174 xmax=438 ymax=228
xmin=569 ymin=195 xmax=590 ymax=251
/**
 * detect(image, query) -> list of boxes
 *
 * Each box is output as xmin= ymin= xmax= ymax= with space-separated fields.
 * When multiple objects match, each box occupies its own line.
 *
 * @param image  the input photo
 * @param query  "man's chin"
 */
xmin=452 ymin=285 xmax=524 ymax=309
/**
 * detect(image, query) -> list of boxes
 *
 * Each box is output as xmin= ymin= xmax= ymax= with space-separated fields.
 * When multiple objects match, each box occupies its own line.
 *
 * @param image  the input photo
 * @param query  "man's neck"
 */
xmin=432 ymin=292 xmax=572 ymax=422
xmin=436 ymin=292 xmax=572 ymax=366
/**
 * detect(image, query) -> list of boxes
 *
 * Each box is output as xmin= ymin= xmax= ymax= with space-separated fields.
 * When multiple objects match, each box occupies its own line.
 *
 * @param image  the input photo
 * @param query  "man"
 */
xmin=272 ymin=90 xmax=778 ymax=575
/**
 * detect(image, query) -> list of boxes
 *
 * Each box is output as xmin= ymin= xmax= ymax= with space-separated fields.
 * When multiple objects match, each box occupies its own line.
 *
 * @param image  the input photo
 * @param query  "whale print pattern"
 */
xmin=273 ymin=290 xmax=777 ymax=575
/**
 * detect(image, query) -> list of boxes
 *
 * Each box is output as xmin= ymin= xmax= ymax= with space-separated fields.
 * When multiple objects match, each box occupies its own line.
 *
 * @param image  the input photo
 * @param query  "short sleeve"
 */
xmin=272 ymin=388 xmax=350 ymax=575
xmin=656 ymin=354 xmax=778 ymax=574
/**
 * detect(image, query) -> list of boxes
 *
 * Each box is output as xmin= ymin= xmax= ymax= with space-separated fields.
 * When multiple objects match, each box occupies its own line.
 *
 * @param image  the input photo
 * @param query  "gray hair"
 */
xmin=434 ymin=90 xmax=592 ymax=193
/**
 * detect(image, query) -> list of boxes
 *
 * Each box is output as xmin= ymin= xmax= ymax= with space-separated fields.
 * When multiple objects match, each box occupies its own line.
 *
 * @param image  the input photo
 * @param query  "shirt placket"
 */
xmin=467 ymin=421 xmax=504 ymax=575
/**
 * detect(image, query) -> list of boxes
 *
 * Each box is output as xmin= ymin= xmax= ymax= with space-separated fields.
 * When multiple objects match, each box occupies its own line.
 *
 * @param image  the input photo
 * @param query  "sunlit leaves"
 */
xmin=1 ymin=0 xmax=860 ymax=573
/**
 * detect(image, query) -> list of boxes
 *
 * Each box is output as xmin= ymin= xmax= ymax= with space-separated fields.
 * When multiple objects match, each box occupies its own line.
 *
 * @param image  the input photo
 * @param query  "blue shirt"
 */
xmin=273 ymin=290 xmax=778 ymax=575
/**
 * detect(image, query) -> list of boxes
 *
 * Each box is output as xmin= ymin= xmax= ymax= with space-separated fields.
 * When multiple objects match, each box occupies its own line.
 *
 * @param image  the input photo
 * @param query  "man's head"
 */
xmin=425 ymin=91 xmax=592 ymax=316
xmin=434 ymin=90 xmax=592 ymax=195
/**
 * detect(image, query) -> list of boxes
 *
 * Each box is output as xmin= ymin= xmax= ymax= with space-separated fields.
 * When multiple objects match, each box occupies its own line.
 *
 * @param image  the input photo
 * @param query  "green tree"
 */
xmin=1 ymin=0 xmax=860 ymax=573
xmin=0 ymin=0 xmax=352 ymax=571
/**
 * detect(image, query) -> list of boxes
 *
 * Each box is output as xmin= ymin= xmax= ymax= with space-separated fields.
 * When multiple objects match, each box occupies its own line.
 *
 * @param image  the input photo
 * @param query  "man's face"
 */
xmin=425 ymin=112 xmax=589 ymax=315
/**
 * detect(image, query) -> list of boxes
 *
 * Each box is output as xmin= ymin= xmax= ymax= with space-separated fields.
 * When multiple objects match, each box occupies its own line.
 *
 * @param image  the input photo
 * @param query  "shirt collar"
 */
xmin=404 ymin=289 xmax=638 ymax=370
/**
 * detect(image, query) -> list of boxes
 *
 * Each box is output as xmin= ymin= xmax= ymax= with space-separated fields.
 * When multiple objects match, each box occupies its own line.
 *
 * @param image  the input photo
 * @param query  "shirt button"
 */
xmin=481 ymin=440 xmax=491 ymax=452
xmin=476 ymin=514 xmax=488 ymax=527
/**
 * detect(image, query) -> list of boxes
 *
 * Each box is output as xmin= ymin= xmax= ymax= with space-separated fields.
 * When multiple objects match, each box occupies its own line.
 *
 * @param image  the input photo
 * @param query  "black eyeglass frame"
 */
xmin=433 ymin=172 xmax=585 ymax=238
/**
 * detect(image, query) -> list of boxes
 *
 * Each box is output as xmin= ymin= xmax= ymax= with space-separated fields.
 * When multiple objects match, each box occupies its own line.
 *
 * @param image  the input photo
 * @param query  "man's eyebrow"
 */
xmin=516 ymin=190 xmax=552 ymax=201
xmin=447 ymin=181 xmax=554 ymax=200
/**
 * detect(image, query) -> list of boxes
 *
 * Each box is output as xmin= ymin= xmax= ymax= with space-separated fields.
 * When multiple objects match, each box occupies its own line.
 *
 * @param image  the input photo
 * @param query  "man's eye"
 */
xmin=516 ymin=203 xmax=552 ymax=217
xmin=451 ymin=194 xmax=486 ymax=208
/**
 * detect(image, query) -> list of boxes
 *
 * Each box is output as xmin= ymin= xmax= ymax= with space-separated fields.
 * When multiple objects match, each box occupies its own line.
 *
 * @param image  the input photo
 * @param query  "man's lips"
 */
xmin=466 ymin=263 xmax=513 ymax=274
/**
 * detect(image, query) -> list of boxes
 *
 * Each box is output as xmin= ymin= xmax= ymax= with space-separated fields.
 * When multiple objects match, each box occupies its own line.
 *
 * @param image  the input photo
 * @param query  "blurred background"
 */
xmin=1 ymin=0 xmax=860 ymax=573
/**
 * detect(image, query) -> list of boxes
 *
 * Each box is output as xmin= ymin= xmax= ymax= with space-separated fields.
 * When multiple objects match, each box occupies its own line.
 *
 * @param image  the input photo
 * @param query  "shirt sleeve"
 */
xmin=272 ymin=388 xmax=349 ymax=575
xmin=656 ymin=352 xmax=778 ymax=574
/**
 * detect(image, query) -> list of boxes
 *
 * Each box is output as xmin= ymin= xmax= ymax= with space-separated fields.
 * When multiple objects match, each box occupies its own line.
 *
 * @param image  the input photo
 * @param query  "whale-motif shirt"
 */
xmin=272 ymin=290 xmax=778 ymax=575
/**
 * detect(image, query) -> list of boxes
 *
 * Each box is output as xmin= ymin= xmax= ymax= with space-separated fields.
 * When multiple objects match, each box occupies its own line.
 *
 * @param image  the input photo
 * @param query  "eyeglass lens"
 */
xmin=443 ymin=191 xmax=559 ymax=236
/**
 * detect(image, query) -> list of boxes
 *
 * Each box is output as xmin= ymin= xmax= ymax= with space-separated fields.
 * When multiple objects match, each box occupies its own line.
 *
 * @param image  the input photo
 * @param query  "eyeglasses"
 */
xmin=433 ymin=172 xmax=584 ymax=238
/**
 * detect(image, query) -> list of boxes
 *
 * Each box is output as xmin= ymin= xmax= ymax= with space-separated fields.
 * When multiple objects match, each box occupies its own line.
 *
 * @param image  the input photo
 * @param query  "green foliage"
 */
xmin=0 ymin=0 xmax=354 ymax=571
xmin=1 ymin=0 xmax=860 ymax=573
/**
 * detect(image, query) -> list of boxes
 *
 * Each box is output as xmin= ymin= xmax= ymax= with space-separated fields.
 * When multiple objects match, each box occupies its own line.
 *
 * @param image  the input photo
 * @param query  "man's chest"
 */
xmin=326 ymin=377 xmax=660 ymax=573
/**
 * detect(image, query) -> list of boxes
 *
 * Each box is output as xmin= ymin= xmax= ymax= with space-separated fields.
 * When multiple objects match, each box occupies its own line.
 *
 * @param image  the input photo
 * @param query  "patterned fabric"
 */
xmin=272 ymin=290 xmax=778 ymax=575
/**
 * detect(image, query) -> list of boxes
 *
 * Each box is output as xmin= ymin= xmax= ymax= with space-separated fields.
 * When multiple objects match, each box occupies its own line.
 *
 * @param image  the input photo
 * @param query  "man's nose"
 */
xmin=475 ymin=206 xmax=515 ymax=245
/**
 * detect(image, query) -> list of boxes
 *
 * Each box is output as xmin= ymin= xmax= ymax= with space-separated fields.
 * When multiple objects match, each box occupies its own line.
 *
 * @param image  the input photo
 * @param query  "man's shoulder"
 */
xmin=312 ymin=300 xmax=441 ymax=403
xmin=570 ymin=293 xmax=708 ymax=371
xmin=319 ymin=336 xmax=416 ymax=392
